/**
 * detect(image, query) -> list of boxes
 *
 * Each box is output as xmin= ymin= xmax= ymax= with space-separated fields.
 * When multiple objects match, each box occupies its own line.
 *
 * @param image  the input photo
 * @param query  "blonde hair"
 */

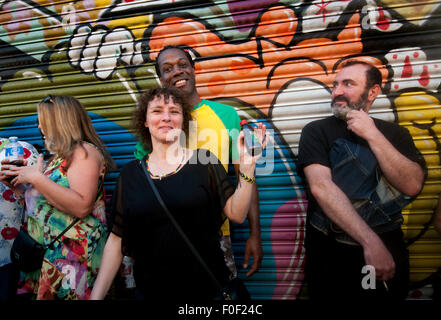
xmin=38 ymin=95 xmax=115 ymax=170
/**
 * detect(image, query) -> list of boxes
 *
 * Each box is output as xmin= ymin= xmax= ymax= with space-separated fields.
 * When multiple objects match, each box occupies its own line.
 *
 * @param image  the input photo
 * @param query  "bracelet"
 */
xmin=239 ymin=171 xmax=255 ymax=184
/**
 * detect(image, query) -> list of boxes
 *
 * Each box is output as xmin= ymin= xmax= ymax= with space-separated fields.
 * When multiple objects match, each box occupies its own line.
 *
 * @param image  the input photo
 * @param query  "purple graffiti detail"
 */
xmin=83 ymin=0 xmax=99 ymax=10
xmin=3 ymin=2 xmax=32 ymax=33
xmin=227 ymin=0 xmax=280 ymax=32
xmin=271 ymin=199 xmax=307 ymax=299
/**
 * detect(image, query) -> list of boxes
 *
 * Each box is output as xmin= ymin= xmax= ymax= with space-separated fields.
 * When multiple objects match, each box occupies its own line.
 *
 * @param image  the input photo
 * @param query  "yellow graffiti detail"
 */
xmin=395 ymin=94 xmax=441 ymax=171
xmin=94 ymin=0 xmax=114 ymax=7
xmin=395 ymin=93 xmax=441 ymax=164
xmin=395 ymin=92 xmax=441 ymax=256
xmin=381 ymin=0 xmax=440 ymax=25
xmin=108 ymin=15 xmax=153 ymax=39
xmin=395 ymin=92 xmax=441 ymax=120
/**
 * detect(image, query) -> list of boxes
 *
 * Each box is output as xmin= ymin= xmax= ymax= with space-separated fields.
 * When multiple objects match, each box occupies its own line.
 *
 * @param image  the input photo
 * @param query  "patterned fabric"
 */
xmin=17 ymin=150 xmax=108 ymax=300
xmin=219 ymin=235 xmax=237 ymax=277
xmin=0 ymin=138 xmax=38 ymax=267
xmin=190 ymin=99 xmax=242 ymax=168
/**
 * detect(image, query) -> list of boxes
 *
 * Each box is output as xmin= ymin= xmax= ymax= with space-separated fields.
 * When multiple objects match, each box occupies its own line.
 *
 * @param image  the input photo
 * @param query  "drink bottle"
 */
xmin=240 ymin=120 xmax=262 ymax=156
xmin=4 ymin=137 xmax=25 ymax=167
xmin=3 ymin=137 xmax=25 ymax=182
xmin=5 ymin=137 xmax=24 ymax=167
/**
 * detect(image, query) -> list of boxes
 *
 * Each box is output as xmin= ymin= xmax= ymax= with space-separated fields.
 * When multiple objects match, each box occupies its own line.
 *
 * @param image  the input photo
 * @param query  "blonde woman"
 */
xmin=4 ymin=95 xmax=115 ymax=300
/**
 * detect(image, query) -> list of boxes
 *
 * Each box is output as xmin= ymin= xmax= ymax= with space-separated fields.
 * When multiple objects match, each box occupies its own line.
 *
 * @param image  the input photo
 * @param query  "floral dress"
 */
xmin=17 ymin=150 xmax=108 ymax=300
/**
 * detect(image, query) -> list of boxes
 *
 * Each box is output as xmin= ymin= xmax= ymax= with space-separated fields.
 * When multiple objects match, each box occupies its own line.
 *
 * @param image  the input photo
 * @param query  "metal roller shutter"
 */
xmin=1 ymin=0 xmax=440 ymax=300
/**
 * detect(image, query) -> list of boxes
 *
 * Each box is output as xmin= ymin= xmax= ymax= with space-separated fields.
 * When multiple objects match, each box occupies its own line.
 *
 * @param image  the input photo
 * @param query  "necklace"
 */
xmin=146 ymin=151 xmax=186 ymax=180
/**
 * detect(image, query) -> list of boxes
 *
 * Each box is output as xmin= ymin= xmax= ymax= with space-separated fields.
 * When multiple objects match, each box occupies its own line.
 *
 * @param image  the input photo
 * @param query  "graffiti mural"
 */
xmin=1 ymin=0 xmax=441 ymax=299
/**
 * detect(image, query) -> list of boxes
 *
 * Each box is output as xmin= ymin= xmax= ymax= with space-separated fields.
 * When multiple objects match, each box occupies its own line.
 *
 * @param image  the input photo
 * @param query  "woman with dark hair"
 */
xmin=3 ymin=95 xmax=115 ymax=300
xmin=90 ymin=87 xmax=266 ymax=300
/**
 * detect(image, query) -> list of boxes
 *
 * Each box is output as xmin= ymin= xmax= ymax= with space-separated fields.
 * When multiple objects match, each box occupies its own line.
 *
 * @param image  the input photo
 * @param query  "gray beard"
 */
xmin=331 ymin=92 xmax=369 ymax=120
xmin=332 ymin=104 xmax=364 ymax=120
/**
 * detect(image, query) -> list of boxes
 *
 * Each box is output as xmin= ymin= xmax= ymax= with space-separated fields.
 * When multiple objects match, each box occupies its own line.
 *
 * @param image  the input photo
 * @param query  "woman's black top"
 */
xmin=111 ymin=149 xmax=235 ymax=300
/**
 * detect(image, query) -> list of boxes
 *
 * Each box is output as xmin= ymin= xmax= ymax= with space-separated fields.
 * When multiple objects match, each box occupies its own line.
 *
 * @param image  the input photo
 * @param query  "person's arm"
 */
xmin=346 ymin=110 xmax=424 ymax=196
xmin=223 ymin=125 xmax=266 ymax=224
xmin=8 ymin=143 xmax=104 ymax=218
xmin=434 ymin=194 xmax=441 ymax=235
xmin=233 ymin=163 xmax=262 ymax=276
xmin=223 ymin=161 xmax=257 ymax=224
xmin=304 ymin=163 xmax=396 ymax=281
xmin=90 ymin=233 xmax=124 ymax=300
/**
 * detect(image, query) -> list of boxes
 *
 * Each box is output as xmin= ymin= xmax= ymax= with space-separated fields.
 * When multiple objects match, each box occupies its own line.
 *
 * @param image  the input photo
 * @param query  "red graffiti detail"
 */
xmin=314 ymin=0 xmax=331 ymax=22
xmin=376 ymin=8 xmax=390 ymax=31
xmin=227 ymin=0 xmax=280 ymax=32
xmin=393 ymin=54 xmax=398 ymax=59
xmin=2 ymin=190 xmax=16 ymax=202
xmin=401 ymin=56 xmax=412 ymax=78
xmin=1 ymin=226 xmax=19 ymax=240
xmin=418 ymin=65 xmax=429 ymax=87
xmin=410 ymin=290 xmax=423 ymax=299
xmin=413 ymin=51 xmax=419 ymax=58
xmin=23 ymin=147 xmax=31 ymax=159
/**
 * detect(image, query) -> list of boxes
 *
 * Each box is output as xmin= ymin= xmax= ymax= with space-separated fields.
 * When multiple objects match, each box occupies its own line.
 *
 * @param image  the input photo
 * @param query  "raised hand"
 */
xmin=346 ymin=109 xmax=379 ymax=141
xmin=8 ymin=154 xmax=45 ymax=186
xmin=238 ymin=123 xmax=267 ymax=165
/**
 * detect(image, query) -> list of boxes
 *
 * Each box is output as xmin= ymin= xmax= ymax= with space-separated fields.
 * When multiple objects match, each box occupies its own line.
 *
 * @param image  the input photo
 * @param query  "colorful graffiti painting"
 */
xmin=1 ymin=0 xmax=441 ymax=299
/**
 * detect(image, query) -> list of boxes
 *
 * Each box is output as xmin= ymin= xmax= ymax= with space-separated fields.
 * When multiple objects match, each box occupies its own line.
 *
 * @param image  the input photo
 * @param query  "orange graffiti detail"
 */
xmin=255 ymin=5 xmax=296 ymax=46
xmin=208 ymin=75 xmax=227 ymax=96
xmin=39 ymin=16 xmax=68 ymax=49
xmin=148 ymin=6 xmax=386 ymax=115
xmin=230 ymin=58 xmax=253 ymax=76
xmin=1 ymin=5 xmax=32 ymax=42
xmin=150 ymin=16 xmax=221 ymax=52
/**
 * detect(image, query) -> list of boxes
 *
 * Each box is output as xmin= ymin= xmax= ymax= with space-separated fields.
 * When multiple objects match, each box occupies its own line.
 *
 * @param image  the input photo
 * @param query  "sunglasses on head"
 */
xmin=37 ymin=95 xmax=54 ymax=127
xmin=40 ymin=95 xmax=54 ymax=104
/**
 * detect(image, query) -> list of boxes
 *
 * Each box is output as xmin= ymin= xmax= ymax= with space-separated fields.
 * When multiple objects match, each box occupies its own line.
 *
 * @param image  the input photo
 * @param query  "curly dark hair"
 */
xmin=132 ymin=87 xmax=193 ymax=152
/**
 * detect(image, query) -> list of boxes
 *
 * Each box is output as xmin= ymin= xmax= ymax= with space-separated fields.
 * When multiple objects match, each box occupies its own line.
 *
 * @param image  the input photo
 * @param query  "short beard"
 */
xmin=331 ymin=89 xmax=369 ymax=120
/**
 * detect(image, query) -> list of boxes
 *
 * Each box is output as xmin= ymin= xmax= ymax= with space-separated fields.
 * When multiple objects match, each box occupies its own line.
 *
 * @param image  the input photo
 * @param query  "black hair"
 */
xmin=154 ymin=45 xmax=195 ymax=77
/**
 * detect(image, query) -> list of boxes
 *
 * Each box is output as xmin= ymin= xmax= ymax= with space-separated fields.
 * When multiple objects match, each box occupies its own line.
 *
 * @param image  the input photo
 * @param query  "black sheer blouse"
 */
xmin=110 ymin=149 xmax=235 ymax=300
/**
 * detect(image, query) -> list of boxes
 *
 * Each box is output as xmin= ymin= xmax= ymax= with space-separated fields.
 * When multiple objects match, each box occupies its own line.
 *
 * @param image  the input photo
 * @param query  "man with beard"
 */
xmin=298 ymin=61 xmax=425 ymax=300
xmin=133 ymin=46 xmax=262 ymax=280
